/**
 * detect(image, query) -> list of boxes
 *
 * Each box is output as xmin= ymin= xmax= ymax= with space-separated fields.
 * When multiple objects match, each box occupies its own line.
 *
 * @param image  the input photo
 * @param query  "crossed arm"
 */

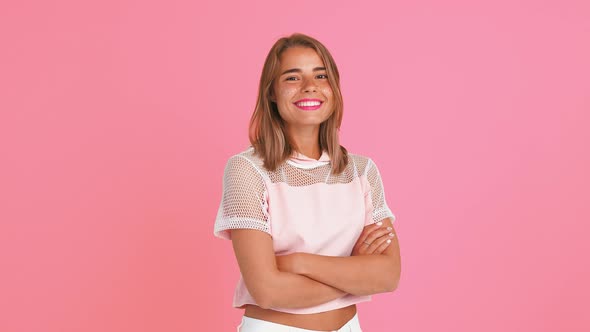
xmin=230 ymin=217 xmax=401 ymax=309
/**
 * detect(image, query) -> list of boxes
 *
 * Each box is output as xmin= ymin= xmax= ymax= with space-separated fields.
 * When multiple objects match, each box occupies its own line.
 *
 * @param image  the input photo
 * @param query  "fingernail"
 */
xmin=386 ymin=239 xmax=391 ymax=244
xmin=387 ymin=227 xmax=392 ymax=231
xmin=376 ymin=221 xmax=383 ymax=226
xmin=389 ymin=233 xmax=394 ymax=237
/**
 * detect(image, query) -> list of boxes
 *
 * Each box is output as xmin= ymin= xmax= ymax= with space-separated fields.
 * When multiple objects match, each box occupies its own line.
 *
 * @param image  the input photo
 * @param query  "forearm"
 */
xmin=294 ymin=253 xmax=400 ymax=296
xmin=262 ymin=270 xmax=347 ymax=309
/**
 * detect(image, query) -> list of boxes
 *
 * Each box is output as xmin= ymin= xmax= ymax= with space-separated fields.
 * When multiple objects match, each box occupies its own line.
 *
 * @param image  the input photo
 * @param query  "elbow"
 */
xmin=370 ymin=275 xmax=398 ymax=295
xmin=355 ymin=259 xmax=400 ymax=296
xmin=383 ymin=260 xmax=401 ymax=293
xmin=246 ymin=272 xmax=282 ymax=309
xmin=248 ymin=286 xmax=275 ymax=309
xmin=384 ymin=276 xmax=400 ymax=293
xmin=253 ymin=295 xmax=273 ymax=310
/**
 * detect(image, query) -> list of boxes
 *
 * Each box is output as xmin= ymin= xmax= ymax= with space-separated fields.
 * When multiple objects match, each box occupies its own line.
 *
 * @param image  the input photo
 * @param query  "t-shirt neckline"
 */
xmin=287 ymin=150 xmax=330 ymax=169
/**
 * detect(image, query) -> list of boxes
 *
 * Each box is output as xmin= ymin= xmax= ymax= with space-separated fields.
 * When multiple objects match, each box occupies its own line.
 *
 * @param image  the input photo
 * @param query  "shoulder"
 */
xmin=346 ymin=151 xmax=376 ymax=176
xmin=223 ymin=146 xmax=267 ymax=178
xmin=224 ymin=146 xmax=259 ymax=164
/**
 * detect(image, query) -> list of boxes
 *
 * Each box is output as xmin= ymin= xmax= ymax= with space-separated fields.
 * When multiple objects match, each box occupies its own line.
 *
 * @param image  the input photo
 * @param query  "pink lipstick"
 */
xmin=294 ymin=98 xmax=323 ymax=111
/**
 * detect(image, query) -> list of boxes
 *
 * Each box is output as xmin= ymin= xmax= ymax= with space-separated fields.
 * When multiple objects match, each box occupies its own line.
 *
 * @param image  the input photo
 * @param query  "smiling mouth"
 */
xmin=294 ymin=100 xmax=323 ymax=111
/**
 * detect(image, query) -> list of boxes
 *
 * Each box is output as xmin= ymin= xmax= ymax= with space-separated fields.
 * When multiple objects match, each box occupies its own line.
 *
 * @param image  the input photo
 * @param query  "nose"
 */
xmin=302 ymin=77 xmax=317 ymax=93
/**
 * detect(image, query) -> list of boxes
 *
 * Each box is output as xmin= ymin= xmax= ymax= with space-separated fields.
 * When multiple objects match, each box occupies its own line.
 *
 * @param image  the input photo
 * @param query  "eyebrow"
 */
xmin=280 ymin=67 xmax=326 ymax=76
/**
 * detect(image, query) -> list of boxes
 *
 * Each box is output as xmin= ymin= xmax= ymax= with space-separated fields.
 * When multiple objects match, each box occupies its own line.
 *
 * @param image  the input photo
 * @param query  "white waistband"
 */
xmin=238 ymin=313 xmax=362 ymax=332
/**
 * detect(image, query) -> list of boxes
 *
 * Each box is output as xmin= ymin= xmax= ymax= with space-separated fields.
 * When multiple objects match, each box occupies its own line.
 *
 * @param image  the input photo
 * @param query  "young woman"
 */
xmin=214 ymin=33 xmax=401 ymax=332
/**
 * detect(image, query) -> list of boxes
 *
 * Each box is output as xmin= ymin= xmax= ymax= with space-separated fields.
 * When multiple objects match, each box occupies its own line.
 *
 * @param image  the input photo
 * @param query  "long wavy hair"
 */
xmin=248 ymin=33 xmax=349 ymax=174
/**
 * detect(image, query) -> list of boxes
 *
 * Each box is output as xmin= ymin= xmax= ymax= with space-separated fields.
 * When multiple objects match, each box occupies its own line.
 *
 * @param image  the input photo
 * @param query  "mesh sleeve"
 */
xmin=364 ymin=158 xmax=396 ymax=225
xmin=213 ymin=155 xmax=271 ymax=240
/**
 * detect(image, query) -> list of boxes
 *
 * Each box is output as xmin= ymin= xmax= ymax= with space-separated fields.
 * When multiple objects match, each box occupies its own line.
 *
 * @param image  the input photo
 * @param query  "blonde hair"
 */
xmin=248 ymin=33 xmax=349 ymax=174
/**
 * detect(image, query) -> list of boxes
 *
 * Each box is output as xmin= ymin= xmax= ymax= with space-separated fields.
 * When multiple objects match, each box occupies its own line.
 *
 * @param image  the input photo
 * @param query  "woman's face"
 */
xmin=272 ymin=47 xmax=334 ymax=133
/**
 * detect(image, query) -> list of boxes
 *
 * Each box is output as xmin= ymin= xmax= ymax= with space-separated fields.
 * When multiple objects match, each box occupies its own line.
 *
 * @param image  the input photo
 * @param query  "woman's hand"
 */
xmin=351 ymin=221 xmax=395 ymax=256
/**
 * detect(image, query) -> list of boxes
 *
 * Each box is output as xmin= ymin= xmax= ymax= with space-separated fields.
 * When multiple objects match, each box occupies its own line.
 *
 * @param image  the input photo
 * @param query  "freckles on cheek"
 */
xmin=279 ymin=86 xmax=297 ymax=98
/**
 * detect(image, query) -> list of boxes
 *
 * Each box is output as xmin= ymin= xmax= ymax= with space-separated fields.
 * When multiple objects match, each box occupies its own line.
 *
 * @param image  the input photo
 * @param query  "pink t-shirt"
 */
xmin=214 ymin=146 xmax=396 ymax=314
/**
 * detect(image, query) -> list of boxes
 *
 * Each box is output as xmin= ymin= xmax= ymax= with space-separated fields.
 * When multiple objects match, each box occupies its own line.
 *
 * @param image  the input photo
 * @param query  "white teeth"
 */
xmin=296 ymin=101 xmax=321 ymax=107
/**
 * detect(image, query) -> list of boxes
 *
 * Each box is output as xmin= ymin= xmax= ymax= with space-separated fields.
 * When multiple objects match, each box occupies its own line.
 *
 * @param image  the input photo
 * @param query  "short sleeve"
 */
xmin=364 ymin=158 xmax=396 ymax=226
xmin=213 ymin=155 xmax=271 ymax=240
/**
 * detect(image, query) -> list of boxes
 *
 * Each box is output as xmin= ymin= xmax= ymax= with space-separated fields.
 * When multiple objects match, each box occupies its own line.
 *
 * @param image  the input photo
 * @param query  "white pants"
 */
xmin=237 ymin=313 xmax=363 ymax=332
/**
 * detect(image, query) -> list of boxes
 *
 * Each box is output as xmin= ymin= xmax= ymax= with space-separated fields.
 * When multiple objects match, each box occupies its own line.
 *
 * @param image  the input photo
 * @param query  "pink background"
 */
xmin=1 ymin=0 xmax=589 ymax=331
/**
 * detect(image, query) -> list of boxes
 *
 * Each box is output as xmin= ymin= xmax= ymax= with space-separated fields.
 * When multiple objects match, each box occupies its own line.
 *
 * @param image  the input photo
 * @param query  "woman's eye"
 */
xmin=286 ymin=76 xmax=298 ymax=81
xmin=316 ymin=74 xmax=328 ymax=79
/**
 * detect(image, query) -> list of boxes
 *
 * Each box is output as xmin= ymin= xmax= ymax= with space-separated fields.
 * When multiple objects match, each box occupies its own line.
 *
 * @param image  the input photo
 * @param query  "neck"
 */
xmin=286 ymin=125 xmax=321 ymax=160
